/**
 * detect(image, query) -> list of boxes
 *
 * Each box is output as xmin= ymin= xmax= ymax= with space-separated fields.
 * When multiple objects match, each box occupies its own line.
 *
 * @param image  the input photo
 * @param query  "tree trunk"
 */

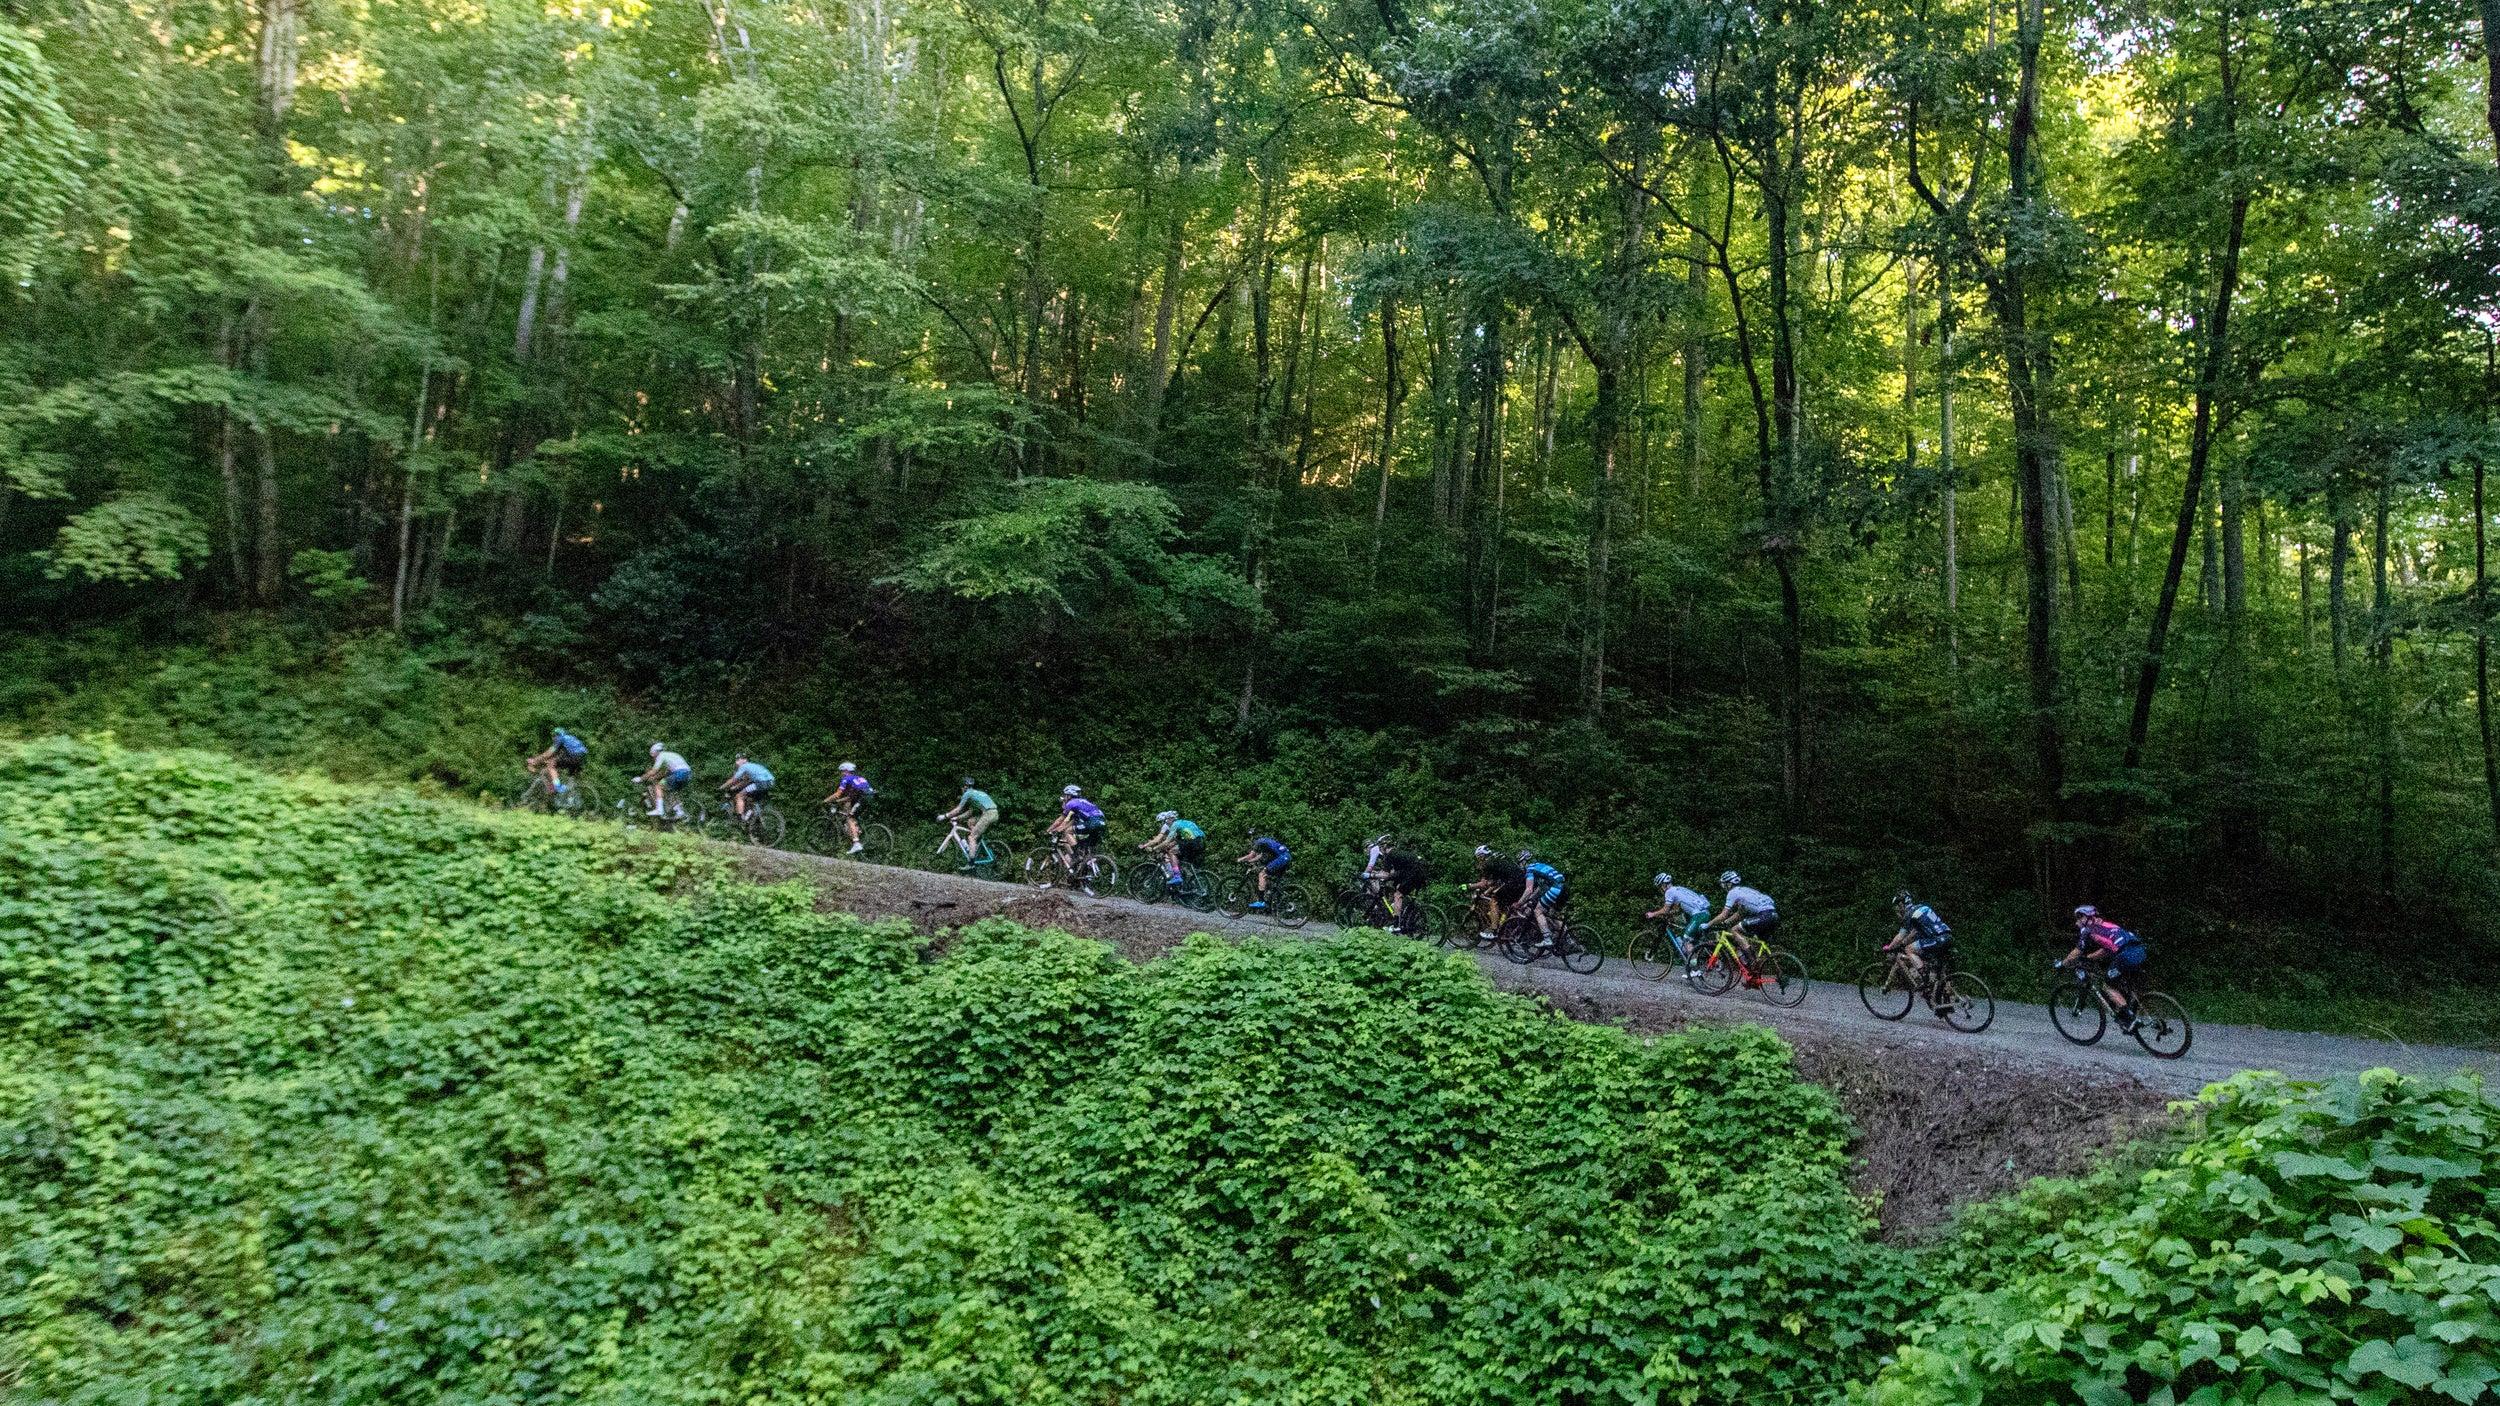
xmin=1940 ymin=277 xmax=1957 ymax=668
xmin=1902 ymin=258 xmax=1918 ymax=477
xmin=255 ymin=426 xmax=282 ymax=603
xmin=2373 ymin=476 xmax=2396 ymax=896
xmin=1370 ymin=296 xmax=1403 ymax=581
xmin=1143 ymin=214 xmax=1183 ymax=454
xmin=2104 ymin=448 xmax=2117 ymax=567
xmin=514 ymin=245 xmax=547 ymax=363
xmin=2479 ymin=455 xmax=2500 ymax=862
xmin=221 ymin=413 xmax=248 ymax=594
xmin=2330 ymin=483 xmax=2352 ymax=676
xmin=2221 ymin=457 xmax=2246 ymax=616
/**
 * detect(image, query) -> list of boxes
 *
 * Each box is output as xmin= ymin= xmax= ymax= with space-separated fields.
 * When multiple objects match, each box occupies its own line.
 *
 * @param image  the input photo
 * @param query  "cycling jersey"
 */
xmin=1659 ymin=884 xmax=1711 ymax=919
xmin=1251 ymin=837 xmax=1290 ymax=870
xmin=1063 ymin=797 xmax=1105 ymax=826
xmin=1725 ymin=885 xmax=1777 ymax=917
xmin=1383 ymin=851 xmax=1427 ymax=890
xmin=1903 ymin=903 xmax=1951 ymax=949
xmin=553 ymin=729 xmax=587 ymax=758
xmin=653 ymin=751 xmax=690 ymax=777
xmin=1480 ymin=858 xmax=1526 ymax=904
xmin=1168 ymin=818 xmax=1203 ymax=841
xmin=959 ymin=788 xmax=997 ymax=814
xmin=2078 ymin=917 xmax=2140 ymax=957
xmin=730 ymin=761 xmax=774 ymax=788
xmin=835 ymin=773 xmax=874 ymax=799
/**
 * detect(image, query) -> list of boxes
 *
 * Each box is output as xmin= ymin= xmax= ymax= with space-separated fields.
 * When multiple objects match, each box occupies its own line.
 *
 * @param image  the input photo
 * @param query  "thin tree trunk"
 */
xmin=391 ymin=464 xmax=415 ymax=629
xmin=546 ymin=498 xmax=563 ymax=575
xmin=2330 ymin=483 xmax=2353 ymax=676
xmin=513 ymin=245 xmax=547 ymax=363
xmin=2104 ymin=448 xmax=2117 ymax=567
xmin=2479 ymin=455 xmax=2500 ymax=861
xmin=1143 ymin=213 xmax=1183 ymax=454
xmin=255 ymin=426 xmax=282 ymax=603
xmin=1370 ymin=296 xmax=1403 ymax=581
xmin=1902 ymin=257 xmax=1918 ymax=477
xmin=2373 ymin=476 xmax=2396 ymax=896
xmin=221 ymin=413 xmax=248 ymax=593
xmin=2300 ymin=533 xmax=2313 ymax=647
xmin=1684 ymin=229 xmax=1707 ymax=496
xmin=1940 ymin=276 xmax=1957 ymax=668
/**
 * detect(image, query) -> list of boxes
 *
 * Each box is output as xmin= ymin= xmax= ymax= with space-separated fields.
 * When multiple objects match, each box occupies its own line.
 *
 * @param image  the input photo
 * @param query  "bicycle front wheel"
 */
xmin=2129 ymin=991 xmax=2193 ymax=1059
xmin=1858 ymin=961 xmax=1914 ymax=1020
xmin=2048 ymin=976 xmax=2107 ymax=1045
xmin=751 ymin=805 xmax=787 ymax=849
xmin=1497 ymin=917 xmax=1538 ymax=965
xmin=1761 ymin=951 xmax=1809 ymax=1007
xmin=1628 ymin=930 xmax=1675 ymax=982
xmin=1022 ymin=854 xmax=1057 ymax=889
xmin=1559 ymin=924 xmax=1604 ymax=975
xmin=1939 ymin=971 xmax=1994 ymax=1033
xmin=1274 ymin=883 xmax=1314 ymax=929
xmin=1219 ymin=876 xmax=1252 ymax=918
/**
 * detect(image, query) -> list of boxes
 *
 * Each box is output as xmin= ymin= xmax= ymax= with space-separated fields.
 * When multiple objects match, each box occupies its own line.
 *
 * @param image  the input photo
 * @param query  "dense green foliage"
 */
xmin=6 ymin=738 xmax=2498 ymax=1402
xmin=0 ymin=737 xmax=1912 ymax=1402
xmin=1867 ymin=1071 xmax=2500 ymax=1406
xmin=11 ymin=0 xmax=2500 ymax=1019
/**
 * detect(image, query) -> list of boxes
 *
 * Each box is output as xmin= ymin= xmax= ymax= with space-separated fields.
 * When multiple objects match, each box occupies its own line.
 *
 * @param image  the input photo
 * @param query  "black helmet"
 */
xmin=960 ymin=776 xmax=976 ymax=789
xmin=1893 ymin=889 xmax=1915 ymax=913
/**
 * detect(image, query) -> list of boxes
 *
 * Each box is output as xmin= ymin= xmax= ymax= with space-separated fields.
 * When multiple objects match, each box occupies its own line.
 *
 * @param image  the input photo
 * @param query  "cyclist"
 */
xmin=638 ymin=742 xmax=693 ymax=820
xmin=1361 ymin=834 xmax=1430 ymax=928
xmin=1519 ymin=850 xmax=1566 ymax=948
xmin=938 ymin=777 xmax=999 ymax=858
xmin=2060 ymin=904 xmax=2147 ymax=1027
xmin=1047 ymin=785 xmax=1108 ymax=863
xmin=821 ymin=761 xmax=877 ymax=853
xmin=1645 ymin=873 xmax=1713 ymax=961
xmin=721 ymin=752 xmax=775 ymax=821
xmin=527 ymin=727 xmax=589 ymax=798
xmin=1886 ymin=890 xmax=1954 ymax=986
xmin=1236 ymin=829 xmax=1291 ymax=910
xmin=1142 ymin=811 xmax=1205 ymax=885
xmin=1470 ymin=845 xmax=1527 ymax=940
xmin=1706 ymin=871 xmax=1780 ymax=962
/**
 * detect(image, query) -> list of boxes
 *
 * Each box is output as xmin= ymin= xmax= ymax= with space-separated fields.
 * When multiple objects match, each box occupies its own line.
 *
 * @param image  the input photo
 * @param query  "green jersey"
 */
xmin=960 ymin=788 xmax=998 ymax=814
xmin=1168 ymin=819 xmax=1203 ymax=840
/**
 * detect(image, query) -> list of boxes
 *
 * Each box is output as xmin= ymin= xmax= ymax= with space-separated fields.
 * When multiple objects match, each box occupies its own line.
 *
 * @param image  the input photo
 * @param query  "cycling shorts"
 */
xmin=1534 ymin=883 xmax=1564 ymax=907
xmin=1911 ymin=933 xmax=1950 ymax=954
xmin=554 ymin=751 xmax=584 ymax=774
xmin=1738 ymin=912 xmax=1781 ymax=942
xmin=732 ymin=778 xmax=772 ymax=797
xmin=2103 ymin=943 xmax=2147 ymax=980
xmin=1174 ymin=836 xmax=1205 ymax=865
xmin=1076 ymin=822 xmax=1106 ymax=850
xmin=663 ymin=769 xmax=692 ymax=792
xmin=1263 ymin=855 xmax=1291 ymax=876
xmin=1384 ymin=859 xmax=1427 ymax=893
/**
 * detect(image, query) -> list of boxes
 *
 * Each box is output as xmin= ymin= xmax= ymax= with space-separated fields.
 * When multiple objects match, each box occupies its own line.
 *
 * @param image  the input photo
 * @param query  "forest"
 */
xmin=8 ymin=0 xmax=2500 ymax=999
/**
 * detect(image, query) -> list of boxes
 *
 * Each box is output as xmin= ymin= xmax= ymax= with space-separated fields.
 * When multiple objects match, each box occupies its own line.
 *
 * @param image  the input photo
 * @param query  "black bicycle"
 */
xmin=1857 ymin=942 xmax=1994 ymax=1033
xmin=711 ymin=796 xmax=788 ymax=848
xmin=1348 ymin=877 xmax=1439 ymax=941
xmin=510 ymin=771 xmax=601 ymax=820
xmin=805 ymin=802 xmax=892 ymax=860
xmin=1495 ymin=909 xmax=1603 ymax=974
xmin=2049 ymin=961 xmax=2192 ymax=1059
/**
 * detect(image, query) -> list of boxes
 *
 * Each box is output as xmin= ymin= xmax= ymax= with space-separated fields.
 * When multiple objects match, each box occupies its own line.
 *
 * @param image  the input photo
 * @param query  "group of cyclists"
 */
xmin=527 ymin=730 xmax=2161 ymax=1025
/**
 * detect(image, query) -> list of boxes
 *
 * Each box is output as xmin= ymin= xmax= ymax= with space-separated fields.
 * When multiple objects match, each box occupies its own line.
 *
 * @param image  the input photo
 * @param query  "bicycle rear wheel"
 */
xmin=2128 ymin=991 xmax=2192 ymax=1059
xmin=855 ymin=822 xmax=893 ymax=861
xmin=1219 ymin=875 xmax=1253 ymax=918
xmin=1858 ymin=961 xmax=1914 ymax=1020
xmin=1496 ymin=916 xmax=1538 ymax=965
xmin=545 ymin=778 xmax=599 ymax=819
xmin=1688 ymin=943 xmax=1737 ymax=995
xmin=1272 ymin=883 xmax=1312 ymax=928
xmin=1938 ymin=971 xmax=1994 ymax=1033
xmin=1559 ymin=924 xmax=1604 ymax=974
xmin=1076 ymin=853 xmax=1115 ymax=896
xmin=967 ymin=837 xmax=1015 ymax=878
xmin=750 ymin=805 xmax=788 ymax=849
xmin=2048 ymin=976 xmax=2107 ymax=1045
xmin=1758 ymin=951 xmax=1809 ymax=1006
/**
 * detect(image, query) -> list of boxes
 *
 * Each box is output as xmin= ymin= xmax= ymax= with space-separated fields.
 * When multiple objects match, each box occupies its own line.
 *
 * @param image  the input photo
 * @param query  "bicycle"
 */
xmin=1857 ymin=943 xmax=1994 ymax=1032
xmin=1495 ymin=909 xmax=1604 ymax=974
xmin=619 ymin=791 xmax=705 ymax=834
xmin=1687 ymin=926 xmax=1809 ymax=1006
xmin=1348 ymin=877 xmax=1438 ymax=941
xmin=806 ymin=803 xmax=892 ymax=860
xmin=711 ymin=795 xmax=788 ymax=848
xmin=1627 ymin=917 xmax=1708 ymax=982
xmin=932 ymin=816 xmax=1014 ymax=877
xmin=1218 ymin=865 xmax=1313 ymax=928
xmin=1450 ymin=890 xmax=1505 ymax=951
xmin=1024 ymin=839 xmax=1115 ymax=895
xmin=510 ymin=771 xmax=602 ymax=820
xmin=2048 ymin=961 xmax=2192 ymax=1059
xmin=1141 ymin=860 xmax=1218 ymax=911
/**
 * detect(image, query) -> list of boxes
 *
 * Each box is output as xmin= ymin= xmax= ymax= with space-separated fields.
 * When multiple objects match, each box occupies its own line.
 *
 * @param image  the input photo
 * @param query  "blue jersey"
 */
xmin=1252 ymin=837 xmax=1289 ymax=863
xmin=1525 ymin=862 xmax=1563 ymax=888
xmin=836 ymin=773 xmax=874 ymax=798
xmin=1169 ymin=819 xmax=1203 ymax=840
xmin=730 ymin=761 xmax=774 ymax=787
xmin=552 ymin=729 xmax=586 ymax=757
xmin=1904 ymin=903 xmax=1951 ymax=943
xmin=1063 ymin=798 xmax=1105 ymax=825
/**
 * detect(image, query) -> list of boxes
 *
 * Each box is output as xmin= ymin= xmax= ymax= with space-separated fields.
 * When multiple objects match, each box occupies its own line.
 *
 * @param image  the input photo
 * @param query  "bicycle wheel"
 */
xmin=550 ymin=778 xmax=599 ymax=819
xmin=1497 ymin=916 xmax=1539 ymax=965
xmin=1559 ymin=924 xmax=1604 ymax=975
xmin=509 ymin=778 xmax=550 ymax=814
xmin=1022 ymin=853 xmax=1057 ymax=889
xmin=1077 ymin=853 xmax=1115 ymax=896
xmin=1938 ymin=971 xmax=1995 ymax=1033
xmin=1175 ymin=866 xmax=1217 ymax=911
xmin=1220 ymin=875 xmax=1253 ymax=918
xmin=1689 ymin=944 xmax=1737 ymax=996
xmin=1629 ymin=929 xmax=1677 ymax=982
xmin=751 ymin=805 xmax=787 ymax=849
xmin=1858 ymin=961 xmax=1914 ymax=1020
xmin=2048 ymin=975 xmax=2107 ymax=1045
xmin=2128 ymin=991 xmax=2193 ymax=1059
xmin=856 ymin=822 xmax=893 ymax=861
xmin=1759 ymin=951 xmax=1809 ymax=1007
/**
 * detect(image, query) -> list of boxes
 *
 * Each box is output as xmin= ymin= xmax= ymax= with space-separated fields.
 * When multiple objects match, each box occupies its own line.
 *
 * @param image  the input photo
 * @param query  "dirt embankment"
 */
xmin=733 ymin=849 xmax=2180 ymax=1239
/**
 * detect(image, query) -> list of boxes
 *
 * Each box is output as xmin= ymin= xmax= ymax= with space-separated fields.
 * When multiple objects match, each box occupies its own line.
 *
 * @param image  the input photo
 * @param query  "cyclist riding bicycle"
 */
xmin=1707 ymin=871 xmax=1780 ymax=960
xmin=1886 ymin=890 xmax=1953 ymax=982
xmin=938 ymin=777 xmax=999 ymax=853
xmin=639 ymin=742 xmax=693 ymax=820
xmin=2060 ymin=904 xmax=2147 ymax=1027
xmin=1142 ymin=811 xmax=1206 ymax=884
xmin=1645 ymin=873 xmax=1713 ymax=958
xmin=1361 ymin=834 xmax=1430 ymax=925
xmin=1048 ymin=785 xmax=1108 ymax=859
xmin=721 ymin=752 xmax=775 ymax=821
xmin=1236 ymin=830 xmax=1291 ymax=910
xmin=1471 ymin=845 xmax=1527 ymax=940
xmin=527 ymin=727 xmax=589 ymax=797
xmin=820 ymin=762 xmax=877 ymax=853
xmin=1519 ymin=851 xmax=1566 ymax=947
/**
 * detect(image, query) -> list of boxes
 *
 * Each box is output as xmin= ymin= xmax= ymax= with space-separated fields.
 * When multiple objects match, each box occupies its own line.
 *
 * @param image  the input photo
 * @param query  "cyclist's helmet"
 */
xmin=1654 ymin=872 xmax=1673 ymax=888
xmin=1516 ymin=850 xmax=1534 ymax=865
xmin=1473 ymin=844 xmax=1493 ymax=858
xmin=735 ymin=751 xmax=748 ymax=762
xmin=1156 ymin=810 xmax=1178 ymax=823
xmin=1371 ymin=833 xmax=1393 ymax=848
xmin=1063 ymin=784 xmax=1083 ymax=798
xmin=839 ymin=761 xmax=857 ymax=773
xmin=650 ymin=742 xmax=665 ymax=756
xmin=2073 ymin=904 xmax=2099 ymax=920
xmin=960 ymin=776 xmax=977 ymax=789
xmin=1720 ymin=871 xmax=1742 ymax=888
xmin=1893 ymin=889 xmax=1915 ymax=914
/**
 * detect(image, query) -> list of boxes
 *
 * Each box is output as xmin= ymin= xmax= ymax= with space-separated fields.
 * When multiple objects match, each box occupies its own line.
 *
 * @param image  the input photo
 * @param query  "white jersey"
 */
xmin=653 ymin=751 xmax=690 ymax=774
xmin=1725 ymin=885 xmax=1777 ymax=916
xmin=1660 ymin=885 xmax=1711 ymax=918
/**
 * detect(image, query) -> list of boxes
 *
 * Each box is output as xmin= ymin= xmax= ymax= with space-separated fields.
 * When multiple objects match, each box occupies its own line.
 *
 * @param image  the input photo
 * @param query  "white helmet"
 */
xmin=1720 ymin=871 xmax=1741 ymax=888
xmin=838 ymin=761 xmax=857 ymax=773
xmin=1654 ymin=872 xmax=1673 ymax=887
xmin=1370 ymin=833 xmax=1393 ymax=848
xmin=1474 ymin=845 xmax=1493 ymax=858
xmin=650 ymin=742 xmax=665 ymax=756
xmin=1156 ymin=810 xmax=1178 ymax=823
xmin=1062 ymin=784 xmax=1082 ymax=797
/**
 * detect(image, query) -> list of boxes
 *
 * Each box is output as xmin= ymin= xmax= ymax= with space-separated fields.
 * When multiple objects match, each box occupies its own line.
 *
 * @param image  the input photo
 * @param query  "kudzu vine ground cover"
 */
xmin=1 ymin=738 xmax=2493 ymax=1404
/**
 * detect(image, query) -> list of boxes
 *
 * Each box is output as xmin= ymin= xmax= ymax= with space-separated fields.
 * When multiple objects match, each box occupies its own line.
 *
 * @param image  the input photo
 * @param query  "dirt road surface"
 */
xmin=732 ymin=847 xmax=2497 ymax=1235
